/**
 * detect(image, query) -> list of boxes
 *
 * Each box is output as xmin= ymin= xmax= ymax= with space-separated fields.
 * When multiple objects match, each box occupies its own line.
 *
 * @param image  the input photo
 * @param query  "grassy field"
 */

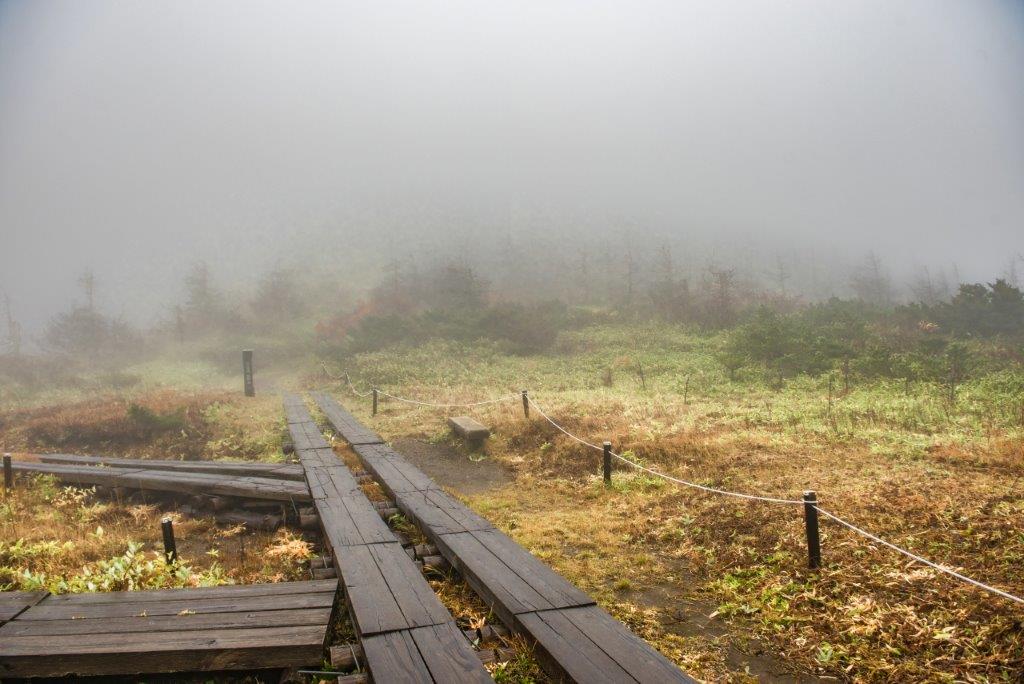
xmin=2 ymin=321 xmax=1022 ymax=681
xmin=329 ymin=324 xmax=1024 ymax=682
xmin=0 ymin=390 xmax=312 ymax=594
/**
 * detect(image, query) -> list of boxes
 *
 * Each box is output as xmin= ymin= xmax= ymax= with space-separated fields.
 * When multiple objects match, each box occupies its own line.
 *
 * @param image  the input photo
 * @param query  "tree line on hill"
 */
xmin=2 ymin=247 xmax=1023 ymax=398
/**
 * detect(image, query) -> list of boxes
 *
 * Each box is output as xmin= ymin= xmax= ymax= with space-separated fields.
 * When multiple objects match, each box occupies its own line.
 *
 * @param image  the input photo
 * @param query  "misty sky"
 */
xmin=1 ymin=0 xmax=1023 ymax=333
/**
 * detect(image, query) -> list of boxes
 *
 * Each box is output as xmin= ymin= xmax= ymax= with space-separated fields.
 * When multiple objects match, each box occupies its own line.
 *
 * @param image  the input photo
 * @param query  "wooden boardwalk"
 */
xmin=8 ymin=458 xmax=311 ymax=502
xmin=312 ymin=391 xmax=696 ymax=684
xmin=0 ymin=580 xmax=337 ymax=678
xmin=284 ymin=394 xmax=493 ymax=682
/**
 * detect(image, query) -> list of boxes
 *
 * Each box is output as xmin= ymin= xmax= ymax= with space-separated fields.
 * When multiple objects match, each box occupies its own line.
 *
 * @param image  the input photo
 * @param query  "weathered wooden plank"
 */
xmin=515 ymin=608 xmax=636 ymax=683
xmin=337 ymin=543 xmax=451 ymax=637
xmin=0 ymin=591 xmax=48 ymax=624
xmin=354 ymin=445 xmax=440 ymax=496
xmin=469 ymin=528 xmax=592 ymax=611
xmin=311 ymin=391 xmax=384 ymax=445
xmin=0 ymin=624 xmax=328 ymax=677
xmin=290 ymin=422 xmax=332 ymax=452
xmin=0 ymin=606 xmax=332 ymax=637
xmin=560 ymin=605 xmax=696 ymax=683
xmin=337 ymin=543 xmax=409 ymax=637
xmin=304 ymin=461 xmax=361 ymax=500
xmin=40 ymin=579 xmax=337 ymax=605
xmin=360 ymin=622 xmax=493 ymax=683
xmin=10 ymin=461 xmax=312 ymax=502
xmin=408 ymin=621 xmax=496 ymax=683
xmin=35 ymin=454 xmax=305 ymax=481
xmin=434 ymin=532 xmax=553 ymax=625
xmin=516 ymin=606 xmax=695 ymax=683
xmin=284 ymin=396 xmax=314 ymax=424
xmin=315 ymin=491 xmax=396 ymax=549
xmin=359 ymin=629 xmax=433 ymax=682
xmin=19 ymin=591 xmax=335 ymax=621
xmin=396 ymin=489 xmax=495 ymax=536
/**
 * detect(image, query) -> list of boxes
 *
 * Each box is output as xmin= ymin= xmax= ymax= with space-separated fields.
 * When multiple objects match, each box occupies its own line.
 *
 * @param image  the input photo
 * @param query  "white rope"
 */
xmin=346 ymin=376 xmax=372 ymax=398
xmin=376 ymin=389 xmax=519 ymax=409
xmin=320 ymin=362 xmax=372 ymax=398
xmin=813 ymin=506 xmax=1024 ymax=605
xmin=317 ymin=374 xmax=1024 ymax=605
xmin=526 ymin=396 xmax=804 ymax=505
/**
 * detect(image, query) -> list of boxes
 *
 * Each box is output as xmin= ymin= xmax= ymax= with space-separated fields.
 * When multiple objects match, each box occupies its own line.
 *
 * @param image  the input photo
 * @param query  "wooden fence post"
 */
xmin=521 ymin=390 xmax=529 ymax=419
xmin=803 ymin=491 xmax=821 ymax=569
xmin=242 ymin=350 xmax=255 ymax=397
xmin=372 ymin=388 xmax=378 ymax=416
xmin=603 ymin=442 xmax=612 ymax=486
xmin=161 ymin=517 xmax=178 ymax=563
xmin=3 ymin=454 xmax=11 ymax=492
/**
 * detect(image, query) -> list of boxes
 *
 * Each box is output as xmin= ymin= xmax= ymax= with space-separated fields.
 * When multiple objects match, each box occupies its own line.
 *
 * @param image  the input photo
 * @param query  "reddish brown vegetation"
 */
xmin=0 ymin=390 xmax=233 ymax=459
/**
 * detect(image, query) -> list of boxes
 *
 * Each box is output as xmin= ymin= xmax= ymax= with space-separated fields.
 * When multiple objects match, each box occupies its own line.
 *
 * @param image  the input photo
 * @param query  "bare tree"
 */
xmin=78 ymin=269 xmax=96 ymax=311
xmin=2 ymin=294 xmax=21 ymax=355
xmin=773 ymin=254 xmax=790 ymax=295
xmin=850 ymin=251 xmax=894 ymax=306
xmin=909 ymin=266 xmax=944 ymax=306
xmin=707 ymin=267 xmax=737 ymax=327
xmin=622 ymin=249 xmax=637 ymax=310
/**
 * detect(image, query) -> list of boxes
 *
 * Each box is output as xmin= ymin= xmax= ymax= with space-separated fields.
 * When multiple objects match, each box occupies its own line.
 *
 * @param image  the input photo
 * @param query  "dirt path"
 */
xmin=391 ymin=437 xmax=513 ymax=495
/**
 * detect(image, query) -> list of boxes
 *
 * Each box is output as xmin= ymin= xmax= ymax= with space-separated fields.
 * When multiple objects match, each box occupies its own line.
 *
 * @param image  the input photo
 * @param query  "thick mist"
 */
xmin=1 ymin=0 xmax=1022 ymax=335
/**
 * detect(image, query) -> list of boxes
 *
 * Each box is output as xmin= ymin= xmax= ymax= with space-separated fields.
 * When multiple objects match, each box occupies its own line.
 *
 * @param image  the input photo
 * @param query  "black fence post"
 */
xmin=372 ymin=388 xmax=379 ymax=416
xmin=161 ymin=517 xmax=178 ymax=564
xmin=603 ymin=441 xmax=612 ymax=486
xmin=803 ymin=491 xmax=821 ymax=569
xmin=242 ymin=349 xmax=255 ymax=397
xmin=3 ymin=453 xmax=11 ymax=492
xmin=521 ymin=390 xmax=529 ymax=419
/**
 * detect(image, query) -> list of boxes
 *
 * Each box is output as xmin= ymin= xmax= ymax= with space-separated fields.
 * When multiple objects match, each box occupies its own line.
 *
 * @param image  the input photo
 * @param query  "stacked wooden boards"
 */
xmin=8 ymin=458 xmax=311 ymax=502
xmin=283 ymin=395 xmax=492 ymax=683
xmin=312 ymin=392 xmax=696 ymax=684
xmin=0 ymin=580 xmax=337 ymax=678
xmin=33 ymin=453 xmax=305 ymax=480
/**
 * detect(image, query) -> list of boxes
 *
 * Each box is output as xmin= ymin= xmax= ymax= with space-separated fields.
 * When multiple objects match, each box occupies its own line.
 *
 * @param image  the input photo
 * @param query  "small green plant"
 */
xmin=127 ymin=403 xmax=186 ymax=432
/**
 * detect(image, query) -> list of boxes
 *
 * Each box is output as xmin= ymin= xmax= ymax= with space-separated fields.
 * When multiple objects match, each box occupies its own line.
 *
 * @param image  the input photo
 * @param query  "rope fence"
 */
xmin=325 ymin=366 xmax=1024 ymax=606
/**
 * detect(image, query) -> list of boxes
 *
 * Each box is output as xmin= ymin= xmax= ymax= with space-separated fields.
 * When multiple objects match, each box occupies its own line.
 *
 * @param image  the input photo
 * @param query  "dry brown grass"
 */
xmin=0 ymin=390 xmax=284 ymax=461
xmin=0 ymin=475 xmax=313 ymax=591
xmin=346 ymin=391 xmax=1024 ymax=682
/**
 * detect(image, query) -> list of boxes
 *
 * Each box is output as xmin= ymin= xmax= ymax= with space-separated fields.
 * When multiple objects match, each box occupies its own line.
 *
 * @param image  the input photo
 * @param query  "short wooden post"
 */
xmin=521 ymin=390 xmax=529 ymax=419
xmin=3 ymin=453 xmax=12 ymax=492
xmin=602 ymin=441 xmax=612 ymax=486
xmin=372 ymin=388 xmax=378 ymax=416
xmin=803 ymin=491 xmax=821 ymax=569
xmin=242 ymin=349 xmax=255 ymax=397
xmin=161 ymin=517 xmax=178 ymax=563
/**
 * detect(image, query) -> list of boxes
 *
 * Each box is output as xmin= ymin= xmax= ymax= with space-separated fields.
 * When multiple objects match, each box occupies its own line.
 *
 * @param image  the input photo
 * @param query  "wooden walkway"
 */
xmin=0 ymin=580 xmax=337 ymax=678
xmin=9 ymin=458 xmax=311 ymax=503
xmin=312 ymin=391 xmax=696 ymax=684
xmin=284 ymin=395 xmax=492 ymax=683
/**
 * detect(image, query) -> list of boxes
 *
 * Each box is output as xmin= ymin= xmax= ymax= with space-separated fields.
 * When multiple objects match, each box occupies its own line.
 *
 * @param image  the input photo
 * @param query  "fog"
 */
xmin=2 ymin=0 xmax=1023 ymax=334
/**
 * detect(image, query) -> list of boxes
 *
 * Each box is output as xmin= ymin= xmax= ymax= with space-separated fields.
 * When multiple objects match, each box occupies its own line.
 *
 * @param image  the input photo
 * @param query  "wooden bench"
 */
xmin=448 ymin=416 xmax=490 ymax=446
